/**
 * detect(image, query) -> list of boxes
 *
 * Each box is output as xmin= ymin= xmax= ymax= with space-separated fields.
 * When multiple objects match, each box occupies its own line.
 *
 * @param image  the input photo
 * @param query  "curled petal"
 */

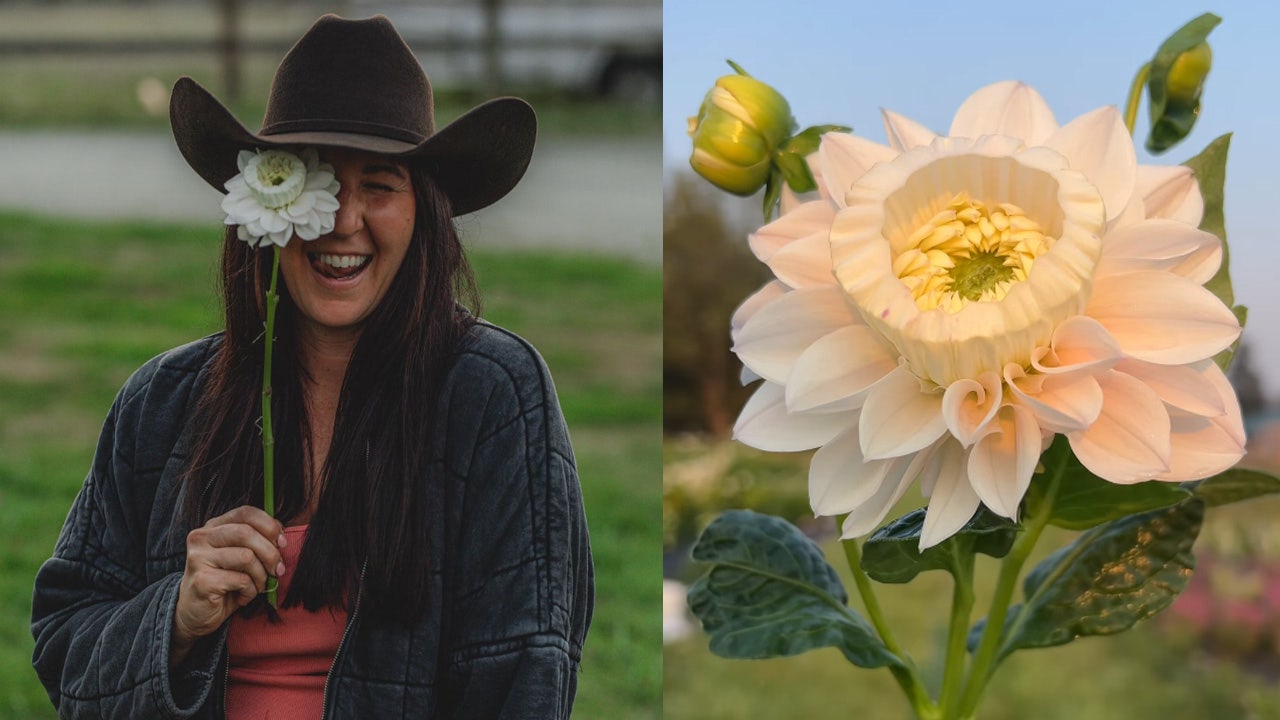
xmin=968 ymin=404 xmax=1041 ymax=519
xmin=1116 ymin=358 xmax=1226 ymax=417
xmin=1068 ymin=370 xmax=1171 ymax=484
xmin=733 ymin=286 xmax=859 ymax=383
xmin=819 ymin=133 xmax=898 ymax=209
xmin=1032 ymin=316 xmax=1122 ymax=377
xmin=881 ymin=108 xmax=936 ymax=152
xmin=1044 ymin=106 xmax=1136 ymax=223
xmin=734 ymin=381 xmax=856 ymax=452
xmin=1098 ymin=219 xmax=1222 ymax=285
xmin=919 ymin=439 xmax=982 ymax=549
xmin=1158 ymin=362 xmax=1245 ymax=481
xmin=748 ymin=200 xmax=834 ymax=263
xmin=1006 ymin=364 xmax=1102 ymax=434
xmin=859 ymin=366 xmax=948 ymax=460
xmin=1087 ymin=271 xmax=1240 ymax=365
xmin=1136 ymin=164 xmax=1204 ymax=226
xmin=949 ymin=80 xmax=1058 ymax=145
xmin=941 ymin=372 xmax=1002 ymax=446
xmin=786 ymin=325 xmax=898 ymax=413
xmin=840 ymin=443 xmax=939 ymax=538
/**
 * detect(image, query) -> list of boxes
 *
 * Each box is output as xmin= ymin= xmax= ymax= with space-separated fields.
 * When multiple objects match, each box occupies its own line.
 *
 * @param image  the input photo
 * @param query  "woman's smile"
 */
xmin=307 ymin=252 xmax=372 ymax=282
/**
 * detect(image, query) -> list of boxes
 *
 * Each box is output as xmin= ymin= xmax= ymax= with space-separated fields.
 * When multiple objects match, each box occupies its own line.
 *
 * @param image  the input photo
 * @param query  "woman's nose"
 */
xmin=331 ymin=184 xmax=364 ymax=237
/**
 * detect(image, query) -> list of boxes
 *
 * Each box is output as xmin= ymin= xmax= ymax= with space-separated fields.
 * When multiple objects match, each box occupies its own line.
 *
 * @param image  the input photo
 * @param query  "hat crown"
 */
xmin=261 ymin=15 xmax=434 ymax=144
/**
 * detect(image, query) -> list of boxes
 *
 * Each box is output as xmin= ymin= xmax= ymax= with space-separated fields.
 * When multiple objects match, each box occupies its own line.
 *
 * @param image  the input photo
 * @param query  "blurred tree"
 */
xmin=480 ymin=0 xmax=503 ymax=96
xmin=1228 ymin=342 xmax=1269 ymax=416
xmin=663 ymin=173 xmax=769 ymax=436
xmin=218 ymin=0 xmax=242 ymax=102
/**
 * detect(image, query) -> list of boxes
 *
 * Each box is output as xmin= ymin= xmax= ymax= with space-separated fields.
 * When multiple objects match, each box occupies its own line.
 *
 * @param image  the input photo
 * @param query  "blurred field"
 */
xmin=663 ymin=438 xmax=1280 ymax=720
xmin=0 ymin=211 xmax=661 ymax=719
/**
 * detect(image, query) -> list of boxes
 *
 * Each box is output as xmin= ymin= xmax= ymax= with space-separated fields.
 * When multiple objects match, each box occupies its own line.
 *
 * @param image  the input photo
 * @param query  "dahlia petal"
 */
xmin=881 ymin=108 xmax=937 ymax=152
xmin=764 ymin=232 xmax=835 ymax=290
xmin=748 ymin=200 xmax=834 ymax=263
xmin=1044 ymin=106 xmax=1136 ymax=223
xmin=1136 ymin=164 xmax=1204 ymax=226
xmin=810 ymin=422 xmax=895 ymax=515
xmin=818 ymin=133 xmax=898 ymax=208
xmin=1032 ymin=316 xmax=1122 ymax=376
xmin=734 ymin=381 xmax=855 ymax=452
xmin=967 ymin=404 xmax=1040 ymax=519
xmin=858 ymin=366 xmax=947 ymax=461
xmin=733 ymin=286 xmax=859 ymax=383
xmin=236 ymin=149 xmax=255 ymax=172
xmin=731 ymin=281 xmax=786 ymax=333
xmin=1087 ymin=271 xmax=1241 ymax=365
xmin=313 ymin=194 xmax=340 ymax=212
xmin=287 ymin=191 xmax=318 ymax=216
xmin=1116 ymin=358 xmax=1226 ymax=417
xmin=787 ymin=325 xmax=898 ymax=413
xmin=948 ymin=81 xmax=1058 ymax=145
xmin=840 ymin=444 xmax=938 ymax=538
xmin=1098 ymin=219 xmax=1222 ymax=285
xmin=1006 ymin=364 xmax=1103 ymax=433
xmin=1158 ymin=362 xmax=1244 ymax=481
xmin=260 ymin=212 xmax=289 ymax=234
xmin=941 ymin=372 xmax=1002 ymax=446
xmin=1068 ymin=370 xmax=1171 ymax=484
xmin=919 ymin=439 xmax=982 ymax=550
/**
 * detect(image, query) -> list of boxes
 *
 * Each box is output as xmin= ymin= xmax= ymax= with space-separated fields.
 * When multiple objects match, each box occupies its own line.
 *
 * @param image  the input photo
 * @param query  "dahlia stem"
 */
xmin=261 ymin=245 xmax=281 ymax=607
xmin=840 ymin=534 xmax=938 ymax=719
xmin=1124 ymin=61 xmax=1151 ymax=136
xmin=938 ymin=548 xmax=975 ymax=719
xmin=956 ymin=461 xmax=1065 ymax=717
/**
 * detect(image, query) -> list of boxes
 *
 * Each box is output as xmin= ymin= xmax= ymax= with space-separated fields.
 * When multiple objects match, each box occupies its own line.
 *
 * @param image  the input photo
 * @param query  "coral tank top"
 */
xmin=226 ymin=525 xmax=349 ymax=720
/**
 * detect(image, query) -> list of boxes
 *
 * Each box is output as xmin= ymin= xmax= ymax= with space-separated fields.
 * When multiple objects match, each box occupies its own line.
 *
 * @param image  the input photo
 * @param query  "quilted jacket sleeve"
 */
xmin=439 ymin=326 xmax=595 ymax=719
xmin=30 ymin=350 xmax=222 ymax=719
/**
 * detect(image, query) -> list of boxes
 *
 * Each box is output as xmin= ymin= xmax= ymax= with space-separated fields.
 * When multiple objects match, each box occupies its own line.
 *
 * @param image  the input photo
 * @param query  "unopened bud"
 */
xmin=688 ymin=63 xmax=794 ymax=195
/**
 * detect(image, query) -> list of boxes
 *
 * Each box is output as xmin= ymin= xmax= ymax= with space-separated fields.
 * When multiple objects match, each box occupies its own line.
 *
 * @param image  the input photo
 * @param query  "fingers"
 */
xmin=188 ymin=567 xmax=260 ymax=609
xmin=191 ymin=523 xmax=285 ymax=579
xmin=205 ymin=505 xmax=285 ymax=548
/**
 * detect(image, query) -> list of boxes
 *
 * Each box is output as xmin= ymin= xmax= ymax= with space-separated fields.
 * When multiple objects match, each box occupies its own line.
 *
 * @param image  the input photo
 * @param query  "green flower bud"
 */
xmin=688 ymin=63 xmax=794 ymax=195
xmin=1165 ymin=41 xmax=1212 ymax=106
xmin=1144 ymin=13 xmax=1219 ymax=155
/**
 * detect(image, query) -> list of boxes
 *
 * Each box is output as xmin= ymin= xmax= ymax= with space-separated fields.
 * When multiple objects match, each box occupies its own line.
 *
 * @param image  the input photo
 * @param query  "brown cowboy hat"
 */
xmin=170 ymin=14 xmax=536 ymax=217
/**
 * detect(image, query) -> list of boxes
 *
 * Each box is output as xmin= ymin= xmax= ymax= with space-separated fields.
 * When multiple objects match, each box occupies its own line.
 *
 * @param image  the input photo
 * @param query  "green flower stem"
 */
xmin=956 ymin=463 xmax=1066 ymax=718
xmin=261 ymin=245 xmax=281 ymax=608
xmin=1124 ymin=61 xmax=1152 ymax=136
xmin=938 ymin=548 xmax=976 ymax=719
xmin=840 ymin=534 xmax=938 ymax=719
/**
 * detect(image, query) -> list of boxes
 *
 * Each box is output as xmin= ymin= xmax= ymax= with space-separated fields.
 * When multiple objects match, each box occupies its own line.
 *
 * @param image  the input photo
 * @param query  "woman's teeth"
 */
xmin=317 ymin=254 xmax=369 ymax=269
xmin=309 ymin=253 xmax=370 ymax=279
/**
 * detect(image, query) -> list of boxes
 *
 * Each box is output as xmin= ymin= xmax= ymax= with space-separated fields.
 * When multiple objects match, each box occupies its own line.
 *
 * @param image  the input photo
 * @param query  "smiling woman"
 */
xmin=29 ymin=14 xmax=593 ymax=720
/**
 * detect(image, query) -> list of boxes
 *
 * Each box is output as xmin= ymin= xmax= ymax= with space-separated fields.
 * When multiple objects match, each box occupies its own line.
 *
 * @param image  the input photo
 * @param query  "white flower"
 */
xmin=731 ymin=81 xmax=1244 ymax=549
xmin=221 ymin=148 xmax=341 ymax=248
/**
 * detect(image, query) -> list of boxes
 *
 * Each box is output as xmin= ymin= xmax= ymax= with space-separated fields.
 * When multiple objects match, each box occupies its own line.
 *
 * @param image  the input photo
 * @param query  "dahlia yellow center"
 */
xmin=894 ymin=193 xmax=1053 ymax=313
xmin=244 ymin=150 xmax=307 ymax=210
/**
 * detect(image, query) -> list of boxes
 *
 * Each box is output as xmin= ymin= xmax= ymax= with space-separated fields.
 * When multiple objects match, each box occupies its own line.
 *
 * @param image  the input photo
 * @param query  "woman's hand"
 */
xmin=170 ymin=506 xmax=285 ymax=667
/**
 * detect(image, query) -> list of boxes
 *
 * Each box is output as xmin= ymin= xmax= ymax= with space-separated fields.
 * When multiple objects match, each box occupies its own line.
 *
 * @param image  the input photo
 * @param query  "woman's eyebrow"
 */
xmin=362 ymin=163 xmax=406 ymax=178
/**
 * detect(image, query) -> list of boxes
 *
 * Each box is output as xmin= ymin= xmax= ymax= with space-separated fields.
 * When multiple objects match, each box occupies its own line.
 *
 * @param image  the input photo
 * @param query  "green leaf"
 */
xmin=1027 ymin=436 xmax=1191 ymax=531
xmin=784 ymin=123 xmax=852 ymax=158
xmin=1215 ymin=305 xmax=1247 ymax=371
xmin=1189 ymin=467 xmax=1280 ymax=507
xmin=688 ymin=510 xmax=901 ymax=668
xmin=1146 ymin=13 xmax=1220 ymax=154
xmin=1183 ymin=133 xmax=1232 ymax=306
xmin=761 ymin=168 xmax=783 ymax=222
xmin=774 ymin=151 xmax=816 ymax=194
xmin=861 ymin=507 xmax=1019 ymax=584
xmin=967 ymin=499 xmax=1203 ymax=657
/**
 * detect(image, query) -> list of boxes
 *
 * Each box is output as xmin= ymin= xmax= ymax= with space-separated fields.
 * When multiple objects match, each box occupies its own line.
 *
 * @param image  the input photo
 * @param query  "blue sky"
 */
xmin=663 ymin=0 xmax=1280 ymax=396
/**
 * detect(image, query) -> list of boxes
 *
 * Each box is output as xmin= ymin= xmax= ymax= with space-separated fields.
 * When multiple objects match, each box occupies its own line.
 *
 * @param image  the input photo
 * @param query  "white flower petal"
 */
xmin=881 ymin=108 xmax=937 ymax=152
xmin=819 ymin=133 xmax=898 ymax=209
xmin=967 ymin=404 xmax=1040 ymax=519
xmin=767 ymin=231 xmax=836 ymax=289
xmin=733 ymin=286 xmax=859 ymax=384
xmin=1087 ymin=271 xmax=1240 ymax=365
xmin=948 ymin=81 xmax=1058 ymax=145
xmin=1158 ymin=362 xmax=1244 ymax=481
xmin=1116 ymin=358 xmax=1226 ymax=417
xmin=1098 ymin=219 xmax=1222 ymax=285
xmin=859 ymin=366 xmax=948 ymax=461
xmin=1068 ymin=370 xmax=1171 ymax=483
xmin=941 ymin=371 xmax=1002 ymax=446
xmin=919 ymin=439 xmax=982 ymax=549
xmin=731 ymin=281 xmax=787 ymax=334
xmin=1044 ymin=106 xmax=1136 ymax=223
xmin=748 ymin=200 xmax=834 ymax=263
xmin=734 ymin=381 xmax=855 ymax=452
xmin=236 ymin=149 xmax=255 ymax=172
xmin=810 ymin=421 xmax=896 ymax=515
xmin=1006 ymin=363 xmax=1103 ymax=433
xmin=840 ymin=443 xmax=939 ymax=538
xmin=1136 ymin=164 xmax=1204 ymax=226
xmin=786 ymin=325 xmax=898 ymax=413
xmin=1031 ymin=316 xmax=1122 ymax=377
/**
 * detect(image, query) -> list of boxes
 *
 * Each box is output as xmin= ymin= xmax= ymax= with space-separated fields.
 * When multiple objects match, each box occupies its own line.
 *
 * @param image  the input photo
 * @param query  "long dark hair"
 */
xmin=181 ymin=164 xmax=480 ymax=624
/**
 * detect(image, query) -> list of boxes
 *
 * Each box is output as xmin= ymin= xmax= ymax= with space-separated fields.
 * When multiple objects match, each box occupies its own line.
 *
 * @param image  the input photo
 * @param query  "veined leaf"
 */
xmin=861 ymin=507 xmax=1018 ymax=584
xmin=1190 ymin=467 xmax=1280 ymax=507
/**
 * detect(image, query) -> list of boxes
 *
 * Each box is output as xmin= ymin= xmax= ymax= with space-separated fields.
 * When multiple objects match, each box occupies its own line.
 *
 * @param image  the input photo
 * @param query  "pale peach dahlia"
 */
xmin=731 ymin=81 xmax=1243 ymax=549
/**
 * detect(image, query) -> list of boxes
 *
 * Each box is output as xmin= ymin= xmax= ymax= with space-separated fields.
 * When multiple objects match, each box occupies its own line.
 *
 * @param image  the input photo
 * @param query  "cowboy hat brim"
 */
xmin=170 ymin=76 xmax=536 ymax=217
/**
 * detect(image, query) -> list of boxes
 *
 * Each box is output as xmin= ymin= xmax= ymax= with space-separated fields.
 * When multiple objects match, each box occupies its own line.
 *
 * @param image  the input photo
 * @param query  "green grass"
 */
xmin=0 ymin=211 xmax=660 ymax=719
xmin=663 ymin=438 xmax=1280 ymax=720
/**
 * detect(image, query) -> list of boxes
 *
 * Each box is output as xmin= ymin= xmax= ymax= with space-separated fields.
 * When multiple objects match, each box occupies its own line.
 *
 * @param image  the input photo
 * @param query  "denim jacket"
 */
xmin=31 ymin=323 xmax=594 ymax=718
